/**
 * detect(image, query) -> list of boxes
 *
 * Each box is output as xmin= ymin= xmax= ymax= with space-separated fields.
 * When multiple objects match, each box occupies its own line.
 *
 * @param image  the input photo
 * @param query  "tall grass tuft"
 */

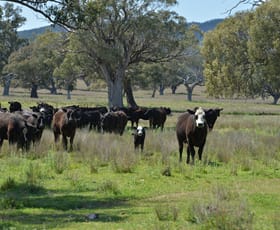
xmin=97 ymin=180 xmax=121 ymax=195
xmin=188 ymin=185 xmax=254 ymax=229
xmin=25 ymin=162 xmax=43 ymax=193
xmin=51 ymin=151 xmax=69 ymax=174
xmin=0 ymin=177 xmax=16 ymax=191
xmin=154 ymin=204 xmax=179 ymax=221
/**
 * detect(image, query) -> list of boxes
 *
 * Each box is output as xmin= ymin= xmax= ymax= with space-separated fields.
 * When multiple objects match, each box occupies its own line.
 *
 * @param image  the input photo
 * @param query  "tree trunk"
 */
xmin=50 ymin=78 xmax=57 ymax=94
xmin=272 ymin=94 xmax=280 ymax=105
xmin=124 ymin=78 xmax=138 ymax=108
xmin=151 ymin=87 xmax=156 ymax=98
xmin=3 ymin=80 xmax=11 ymax=96
xmin=171 ymin=85 xmax=177 ymax=94
xmin=67 ymin=86 xmax=71 ymax=100
xmin=108 ymin=76 xmax=123 ymax=108
xmin=30 ymin=83 xmax=38 ymax=98
xmin=185 ymin=84 xmax=195 ymax=101
xmin=159 ymin=84 xmax=164 ymax=95
xmin=2 ymin=74 xmax=13 ymax=96
xmin=186 ymin=86 xmax=193 ymax=101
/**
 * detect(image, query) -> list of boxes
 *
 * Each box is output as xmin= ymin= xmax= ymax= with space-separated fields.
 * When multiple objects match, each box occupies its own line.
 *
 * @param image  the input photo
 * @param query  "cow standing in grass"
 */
xmin=176 ymin=107 xmax=222 ymax=164
xmin=0 ymin=112 xmax=37 ymax=151
xmin=52 ymin=108 xmax=80 ymax=151
xmin=132 ymin=126 xmax=146 ymax=151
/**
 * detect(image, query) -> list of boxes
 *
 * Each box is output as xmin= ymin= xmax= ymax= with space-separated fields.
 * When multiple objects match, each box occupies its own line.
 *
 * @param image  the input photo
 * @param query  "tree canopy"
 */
xmin=202 ymin=0 xmax=280 ymax=104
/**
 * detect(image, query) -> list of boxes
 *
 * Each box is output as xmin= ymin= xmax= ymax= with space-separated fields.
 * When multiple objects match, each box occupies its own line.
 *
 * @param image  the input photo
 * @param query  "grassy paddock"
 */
xmin=0 ymin=85 xmax=279 ymax=229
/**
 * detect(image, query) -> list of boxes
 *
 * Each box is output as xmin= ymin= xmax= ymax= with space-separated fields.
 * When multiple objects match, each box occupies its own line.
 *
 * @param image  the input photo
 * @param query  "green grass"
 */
xmin=0 ymin=85 xmax=279 ymax=229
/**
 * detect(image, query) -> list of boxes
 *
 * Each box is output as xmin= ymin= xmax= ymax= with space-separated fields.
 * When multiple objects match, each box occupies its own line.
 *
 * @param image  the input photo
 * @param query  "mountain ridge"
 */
xmin=18 ymin=18 xmax=223 ymax=40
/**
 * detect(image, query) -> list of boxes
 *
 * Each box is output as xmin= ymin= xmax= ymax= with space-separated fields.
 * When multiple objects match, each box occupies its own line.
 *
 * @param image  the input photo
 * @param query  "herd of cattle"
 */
xmin=0 ymin=101 xmax=222 ymax=164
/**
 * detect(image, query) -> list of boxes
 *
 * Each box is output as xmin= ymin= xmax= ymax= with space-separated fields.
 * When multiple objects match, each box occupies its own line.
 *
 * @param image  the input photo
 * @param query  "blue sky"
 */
xmin=6 ymin=0 xmax=252 ymax=31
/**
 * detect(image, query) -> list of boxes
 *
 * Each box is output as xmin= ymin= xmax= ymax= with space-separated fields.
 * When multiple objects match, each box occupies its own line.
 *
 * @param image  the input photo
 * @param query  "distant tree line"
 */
xmin=1 ymin=1 xmax=204 ymax=107
xmin=1 ymin=0 xmax=279 ymax=105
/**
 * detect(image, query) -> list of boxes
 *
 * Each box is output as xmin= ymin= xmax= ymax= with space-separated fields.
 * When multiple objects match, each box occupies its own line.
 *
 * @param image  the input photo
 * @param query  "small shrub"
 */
xmin=155 ymin=204 xmax=179 ymax=221
xmin=52 ymin=152 xmax=69 ymax=174
xmin=188 ymin=187 xmax=254 ymax=230
xmin=0 ymin=196 xmax=23 ymax=209
xmin=89 ymin=161 xmax=99 ymax=174
xmin=97 ymin=180 xmax=120 ymax=195
xmin=25 ymin=162 xmax=41 ymax=186
xmin=0 ymin=177 xmax=16 ymax=191
xmin=161 ymin=166 xmax=171 ymax=177
xmin=111 ymin=146 xmax=137 ymax=173
xmin=25 ymin=162 xmax=44 ymax=194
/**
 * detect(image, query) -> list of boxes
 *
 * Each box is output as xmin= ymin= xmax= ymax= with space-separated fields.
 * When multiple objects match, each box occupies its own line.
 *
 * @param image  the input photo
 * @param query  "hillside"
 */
xmin=18 ymin=19 xmax=223 ymax=40
xmin=191 ymin=18 xmax=223 ymax=32
xmin=18 ymin=24 xmax=67 ymax=40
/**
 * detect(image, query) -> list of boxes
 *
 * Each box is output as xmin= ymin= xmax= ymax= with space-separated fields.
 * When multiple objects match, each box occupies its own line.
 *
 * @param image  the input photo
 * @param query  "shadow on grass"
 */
xmin=0 ymin=182 xmax=133 ymax=227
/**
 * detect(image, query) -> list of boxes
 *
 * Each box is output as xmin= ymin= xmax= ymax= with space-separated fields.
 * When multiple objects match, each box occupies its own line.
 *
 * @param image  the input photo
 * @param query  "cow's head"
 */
xmin=205 ymin=108 xmax=223 ymax=130
xmin=133 ymin=126 xmax=146 ymax=137
xmin=9 ymin=101 xmax=22 ymax=112
xmin=187 ymin=107 xmax=206 ymax=128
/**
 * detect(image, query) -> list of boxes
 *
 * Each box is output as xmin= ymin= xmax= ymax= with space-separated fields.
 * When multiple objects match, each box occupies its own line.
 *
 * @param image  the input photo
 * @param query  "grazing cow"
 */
xmin=0 ymin=112 xmax=36 ymax=150
xmin=111 ymin=106 xmax=148 ymax=128
xmin=129 ymin=107 xmax=149 ymax=128
xmin=52 ymin=108 xmax=80 ymax=151
xmin=101 ymin=111 xmax=128 ymax=135
xmin=176 ymin=107 xmax=222 ymax=164
xmin=143 ymin=107 xmax=171 ymax=131
xmin=9 ymin=101 xmax=22 ymax=112
xmin=30 ymin=102 xmax=55 ymax=128
xmin=132 ymin=126 xmax=146 ymax=151
xmin=16 ymin=111 xmax=45 ymax=145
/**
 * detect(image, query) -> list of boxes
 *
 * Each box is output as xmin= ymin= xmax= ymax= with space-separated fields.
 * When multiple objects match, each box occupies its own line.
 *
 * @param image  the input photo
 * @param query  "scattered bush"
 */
xmin=155 ymin=204 xmax=179 ymax=221
xmin=97 ymin=180 xmax=120 ymax=195
xmin=0 ymin=196 xmax=23 ymax=209
xmin=187 ymin=185 xmax=254 ymax=230
xmin=0 ymin=177 xmax=16 ymax=191
xmin=51 ymin=151 xmax=69 ymax=174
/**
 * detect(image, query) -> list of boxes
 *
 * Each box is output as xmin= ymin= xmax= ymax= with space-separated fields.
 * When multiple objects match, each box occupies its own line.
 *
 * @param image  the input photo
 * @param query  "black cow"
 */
xmin=30 ymin=102 xmax=55 ymax=128
xmin=9 ymin=101 xmax=22 ymax=113
xmin=52 ymin=108 xmax=80 ymax=151
xmin=0 ymin=112 xmax=37 ymax=150
xmin=101 ymin=111 xmax=128 ymax=135
xmin=176 ymin=107 xmax=222 ymax=164
xmin=16 ymin=111 xmax=45 ymax=145
xmin=143 ymin=107 xmax=171 ymax=131
xmin=132 ymin=126 xmax=146 ymax=151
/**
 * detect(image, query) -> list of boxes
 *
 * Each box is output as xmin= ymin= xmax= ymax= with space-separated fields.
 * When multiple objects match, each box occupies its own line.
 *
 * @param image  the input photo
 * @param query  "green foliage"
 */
xmin=155 ymin=204 xmax=179 ymax=221
xmin=4 ymin=30 xmax=67 ymax=92
xmin=0 ymin=3 xmax=26 ymax=73
xmin=0 ymin=196 xmax=23 ymax=209
xmin=51 ymin=151 xmax=69 ymax=174
xmin=248 ymin=0 xmax=280 ymax=104
xmin=0 ymin=177 xmax=16 ymax=191
xmin=97 ymin=180 xmax=121 ymax=195
xmin=202 ymin=1 xmax=280 ymax=104
xmin=188 ymin=185 xmax=254 ymax=230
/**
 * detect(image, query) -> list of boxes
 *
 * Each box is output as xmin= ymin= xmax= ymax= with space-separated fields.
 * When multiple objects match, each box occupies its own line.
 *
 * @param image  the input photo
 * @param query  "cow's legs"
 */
xmin=0 ymin=138 xmax=3 ymax=149
xmin=187 ymin=145 xmax=195 ymax=164
xmin=54 ymin=132 xmax=60 ymax=143
xmin=179 ymin=142 xmax=183 ymax=162
xmin=141 ymin=143 xmax=144 ymax=152
xmin=198 ymin=145 xmax=204 ymax=161
xmin=69 ymin=133 xmax=75 ymax=152
xmin=62 ymin=134 xmax=68 ymax=150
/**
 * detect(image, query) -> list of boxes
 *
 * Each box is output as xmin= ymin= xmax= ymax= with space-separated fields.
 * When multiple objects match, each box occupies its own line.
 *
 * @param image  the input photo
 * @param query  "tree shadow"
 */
xmin=0 ymin=182 xmax=134 ymax=227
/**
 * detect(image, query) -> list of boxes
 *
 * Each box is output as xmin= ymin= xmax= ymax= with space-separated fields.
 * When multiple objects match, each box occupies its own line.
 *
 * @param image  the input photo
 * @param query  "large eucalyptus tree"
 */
xmin=61 ymin=0 xmax=192 ymax=108
xmin=0 ymin=3 xmax=26 ymax=95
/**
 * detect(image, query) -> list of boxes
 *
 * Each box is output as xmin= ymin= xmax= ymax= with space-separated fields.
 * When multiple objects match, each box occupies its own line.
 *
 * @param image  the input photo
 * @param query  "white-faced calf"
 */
xmin=132 ymin=126 xmax=146 ymax=151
